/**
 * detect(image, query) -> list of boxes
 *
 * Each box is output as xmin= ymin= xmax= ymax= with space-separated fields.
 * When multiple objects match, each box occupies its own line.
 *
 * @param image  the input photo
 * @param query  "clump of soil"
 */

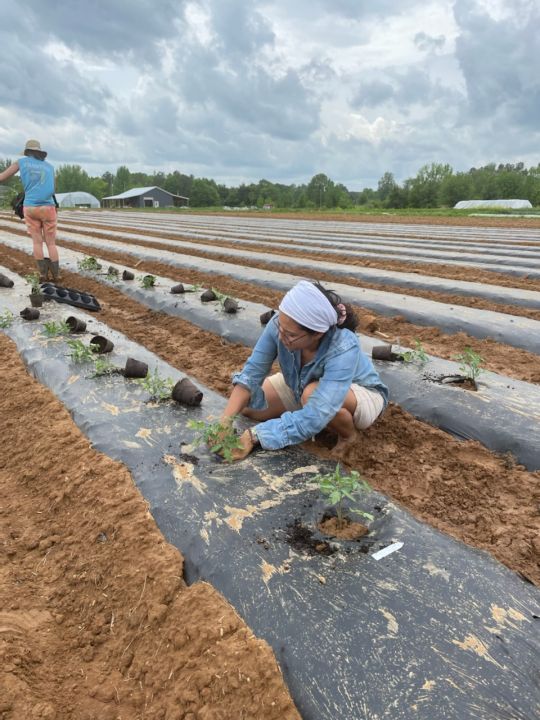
xmin=0 ymin=334 xmax=299 ymax=719
xmin=284 ymin=520 xmax=335 ymax=556
xmin=318 ymin=515 xmax=369 ymax=540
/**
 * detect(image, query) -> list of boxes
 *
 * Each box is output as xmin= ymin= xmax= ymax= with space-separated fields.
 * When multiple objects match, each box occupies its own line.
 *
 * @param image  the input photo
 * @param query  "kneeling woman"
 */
xmin=222 ymin=281 xmax=388 ymax=460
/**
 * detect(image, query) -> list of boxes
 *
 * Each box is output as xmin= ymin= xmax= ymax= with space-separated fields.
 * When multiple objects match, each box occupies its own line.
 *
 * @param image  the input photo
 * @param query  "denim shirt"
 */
xmin=232 ymin=316 xmax=389 ymax=450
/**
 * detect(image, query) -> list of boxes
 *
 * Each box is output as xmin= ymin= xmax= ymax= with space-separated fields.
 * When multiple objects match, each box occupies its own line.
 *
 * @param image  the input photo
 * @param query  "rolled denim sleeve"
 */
xmin=255 ymin=346 xmax=357 ymax=450
xmin=231 ymin=322 xmax=278 ymax=410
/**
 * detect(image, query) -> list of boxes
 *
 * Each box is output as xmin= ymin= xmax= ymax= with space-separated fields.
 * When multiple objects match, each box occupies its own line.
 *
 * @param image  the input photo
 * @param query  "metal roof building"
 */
xmin=101 ymin=186 xmax=189 ymax=209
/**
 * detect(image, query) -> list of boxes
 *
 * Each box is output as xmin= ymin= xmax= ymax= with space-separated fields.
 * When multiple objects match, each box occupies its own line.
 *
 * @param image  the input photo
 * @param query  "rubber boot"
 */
xmin=44 ymin=258 xmax=53 ymax=281
xmin=36 ymin=259 xmax=48 ymax=282
xmin=50 ymin=260 xmax=61 ymax=283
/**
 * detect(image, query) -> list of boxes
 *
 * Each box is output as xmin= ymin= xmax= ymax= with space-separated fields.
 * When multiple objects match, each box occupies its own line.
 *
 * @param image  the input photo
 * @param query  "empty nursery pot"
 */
xmin=66 ymin=316 xmax=87 ymax=333
xmin=371 ymin=344 xmax=403 ymax=362
xmin=260 ymin=309 xmax=276 ymax=325
xmin=90 ymin=335 xmax=114 ymax=354
xmin=29 ymin=293 xmax=43 ymax=308
xmin=200 ymin=289 xmax=217 ymax=302
xmin=0 ymin=274 xmax=14 ymax=288
xmin=20 ymin=307 xmax=40 ymax=320
xmin=122 ymin=270 xmax=135 ymax=280
xmin=108 ymin=266 xmax=119 ymax=275
xmin=223 ymin=297 xmax=239 ymax=314
xmin=124 ymin=357 xmax=149 ymax=379
xmin=172 ymin=378 xmax=204 ymax=407
xmin=170 ymin=283 xmax=185 ymax=294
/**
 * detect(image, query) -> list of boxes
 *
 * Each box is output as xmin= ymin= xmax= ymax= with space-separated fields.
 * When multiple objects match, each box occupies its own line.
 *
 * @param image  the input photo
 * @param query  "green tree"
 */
xmin=113 ymin=166 xmax=131 ymax=194
xmin=190 ymin=178 xmax=220 ymax=206
xmin=408 ymin=163 xmax=453 ymax=207
xmin=55 ymin=164 xmax=92 ymax=193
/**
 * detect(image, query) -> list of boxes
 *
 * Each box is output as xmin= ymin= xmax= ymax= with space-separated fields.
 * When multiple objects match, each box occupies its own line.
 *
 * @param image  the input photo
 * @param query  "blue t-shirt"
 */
xmin=18 ymin=156 xmax=55 ymax=206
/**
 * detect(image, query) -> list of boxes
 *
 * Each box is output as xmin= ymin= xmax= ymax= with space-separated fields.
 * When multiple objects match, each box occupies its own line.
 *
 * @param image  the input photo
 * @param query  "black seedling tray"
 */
xmin=40 ymin=283 xmax=101 ymax=312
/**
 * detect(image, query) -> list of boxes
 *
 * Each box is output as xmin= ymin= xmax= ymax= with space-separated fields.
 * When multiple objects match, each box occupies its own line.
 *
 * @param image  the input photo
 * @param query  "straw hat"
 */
xmin=23 ymin=139 xmax=47 ymax=159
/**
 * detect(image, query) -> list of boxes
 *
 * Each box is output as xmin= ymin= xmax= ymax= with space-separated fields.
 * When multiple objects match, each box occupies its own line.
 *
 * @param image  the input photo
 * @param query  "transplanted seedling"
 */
xmin=316 ymin=464 xmax=373 ymax=530
xmin=397 ymin=339 xmax=429 ymax=364
xmin=187 ymin=418 xmax=243 ymax=463
xmin=455 ymin=347 xmax=484 ymax=382
xmin=66 ymin=339 xmax=97 ymax=363
xmin=184 ymin=283 xmax=202 ymax=292
xmin=139 ymin=274 xmax=156 ymax=289
xmin=25 ymin=273 xmax=41 ymax=294
xmin=105 ymin=269 xmax=120 ymax=283
xmin=77 ymin=256 xmax=102 ymax=272
xmin=42 ymin=320 xmax=71 ymax=337
xmin=136 ymin=367 xmax=173 ymax=401
xmin=91 ymin=357 xmax=117 ymax=377
xmin=0 ymin=309 xmax=14 ymax=328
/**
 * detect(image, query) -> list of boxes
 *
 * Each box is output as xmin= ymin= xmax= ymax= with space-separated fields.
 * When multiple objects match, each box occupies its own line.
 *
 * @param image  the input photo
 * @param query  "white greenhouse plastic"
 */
xmin=454 ymin=198 xmax=532 ymax=209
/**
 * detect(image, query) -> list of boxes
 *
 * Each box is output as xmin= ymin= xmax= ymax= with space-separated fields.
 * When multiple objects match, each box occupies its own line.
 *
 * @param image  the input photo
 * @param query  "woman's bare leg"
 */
xmin=301 ymin=382 xmax=358 ymax=449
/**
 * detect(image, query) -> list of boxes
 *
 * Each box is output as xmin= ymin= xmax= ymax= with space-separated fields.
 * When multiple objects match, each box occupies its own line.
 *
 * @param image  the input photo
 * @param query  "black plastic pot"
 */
xmin=108 ymin=266 xmax=119 ymax=276
xmin=200 ymin=289 xmax=217 ymax=302
xmin=170 ymin=283 xmax=185 ymax=294
xmin=66 ymin=316 xmax=87 ymax=333
xmin=124 ymin=357 xmax=149 ymax=379
xmin=372 ymin=344 xmax=403 ymax=362
xmin=20 ymin=307 xmax=40 ymax=320
xmin=29 ymin=293 xmax=43 ymax=308
xmin=90 ymin=335 xmax=114 ymax=354
xmin=260 ymin=309 xmax=276 ymax=325
xmin=172 ymin=378 xmax=204 ymax=406
xmin=223 ymin=297 xmax=239 ymax=314
xmin=122 ymin=270 xmax=135 ymax=281
xmin=0 ymin=274 xmax=14 ymax=288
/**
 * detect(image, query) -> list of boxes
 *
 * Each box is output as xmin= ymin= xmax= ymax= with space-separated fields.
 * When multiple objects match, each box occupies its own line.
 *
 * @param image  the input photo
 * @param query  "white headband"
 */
xmin=278 ymin=281 xmax=338 ymax=333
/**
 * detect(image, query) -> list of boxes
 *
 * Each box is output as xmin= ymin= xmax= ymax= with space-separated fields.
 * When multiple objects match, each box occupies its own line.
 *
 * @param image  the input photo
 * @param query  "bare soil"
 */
xmin=0 ymin=334 xmax=299 ymax=720
xmin=0 ymin=241 xmax=538 ymax=585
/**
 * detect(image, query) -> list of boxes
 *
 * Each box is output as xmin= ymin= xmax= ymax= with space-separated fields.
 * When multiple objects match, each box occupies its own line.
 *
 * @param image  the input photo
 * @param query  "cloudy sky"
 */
xmin=1 ymin=0 xmax=539 ymax=189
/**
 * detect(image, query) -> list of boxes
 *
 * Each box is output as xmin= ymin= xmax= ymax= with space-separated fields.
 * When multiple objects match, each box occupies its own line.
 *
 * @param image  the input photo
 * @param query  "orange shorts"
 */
xmin=23 ymin=205 xmax=57 ymax=242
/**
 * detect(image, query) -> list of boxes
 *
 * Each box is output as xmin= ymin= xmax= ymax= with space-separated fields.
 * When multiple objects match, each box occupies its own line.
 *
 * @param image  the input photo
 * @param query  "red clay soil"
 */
xmin=0 ymin=243 xmax=538 ymax=586
xmin=0 ymin=333 xmax=300 ymax=720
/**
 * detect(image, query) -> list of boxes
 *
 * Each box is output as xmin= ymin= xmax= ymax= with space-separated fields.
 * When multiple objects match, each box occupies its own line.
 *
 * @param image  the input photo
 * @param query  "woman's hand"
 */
xmin=227 ymin=429 xmax=255 ymax=462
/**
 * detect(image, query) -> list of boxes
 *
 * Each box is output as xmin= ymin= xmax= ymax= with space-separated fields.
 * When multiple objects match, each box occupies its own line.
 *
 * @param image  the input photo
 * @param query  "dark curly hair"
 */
xmin=297 ymin=281 xmax=358 ymax=333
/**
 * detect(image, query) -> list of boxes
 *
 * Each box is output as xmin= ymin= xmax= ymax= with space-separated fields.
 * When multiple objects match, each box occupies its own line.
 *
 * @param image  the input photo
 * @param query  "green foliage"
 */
xmin=139 ymin=274 xmax=156 ymax=289
xmin=136 ymin=367 xmax=173 ymax=401
xmin=77 ymin=256 xmax=102 ymax=272
xmin=398 ymin=340 xmax=429 ymax=364
xmin=66 ymin=339 xmax=97 ymax=363
xmin=316 ymin=464 xmax=373 ymax=529
xmin=185 ymin=283 xmax=202 ymax=292
xmin=55 ymin=164 xmax=92 ymax=194
xmin=42 ymin=320 xmax=71 ymax=337
xmin=455 ymin=347 xmax=484 ymax=382
xmin=25 ymin=273 xmax=41 ymax=294
xmin=211 ymin=287 xmax=236 ymax=307
xmin=91 ymin=357 xmax=116 ymax=377
xmin=0 ymin=309 xmax=14 ymax=328
xmin=187 ymin=418 xmax=242 ymax=463
xmin=105 ymin=269 xmax=120 ymax=282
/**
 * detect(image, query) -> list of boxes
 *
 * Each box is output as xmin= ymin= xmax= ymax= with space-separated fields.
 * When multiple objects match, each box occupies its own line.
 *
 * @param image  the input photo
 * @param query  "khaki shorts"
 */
xmin=267 ymin=373 xmax=384 ymax=430
xmin=23 ymin=205 xmax=57 ymax=242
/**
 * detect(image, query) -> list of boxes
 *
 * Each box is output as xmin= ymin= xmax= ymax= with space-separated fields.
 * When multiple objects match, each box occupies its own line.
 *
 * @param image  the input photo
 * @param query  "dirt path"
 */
xmin=0 ymin=334 xmax=300 ymax=720
xmin=0 ymin=244 xmax=538 ymax=585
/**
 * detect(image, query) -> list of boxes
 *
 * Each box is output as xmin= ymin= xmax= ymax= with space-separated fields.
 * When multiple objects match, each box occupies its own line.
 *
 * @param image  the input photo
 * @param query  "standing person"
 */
xmin=0 ymin=139 xmax=60 ymax=281
xmin=220 ymin=280 xmax=389 ymax=461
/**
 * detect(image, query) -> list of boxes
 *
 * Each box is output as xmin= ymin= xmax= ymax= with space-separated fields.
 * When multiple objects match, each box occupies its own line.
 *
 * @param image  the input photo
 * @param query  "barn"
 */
xmin=101 ymin=186 xmax=189 ymax=209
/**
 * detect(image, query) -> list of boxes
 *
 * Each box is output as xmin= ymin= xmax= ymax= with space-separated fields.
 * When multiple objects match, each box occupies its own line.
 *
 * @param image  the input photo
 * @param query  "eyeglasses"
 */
xmin=274 ymin=318 xmax=309 ymax=344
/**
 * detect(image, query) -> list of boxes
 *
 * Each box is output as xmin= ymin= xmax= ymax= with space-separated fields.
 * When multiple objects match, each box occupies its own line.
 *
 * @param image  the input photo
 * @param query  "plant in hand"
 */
xmin=455 ymin=347 xmax=484 ymax=382
xmin=139 ymin=274 xmax=156 ymax=289
xmin=316 ymin=464 xmax=373 ymax=530
xmin=25 ymin=273 xmax=41 ymax=294
xmin=66 ymin=339 xmax=97 ymax=363
xmin=77 ymin=256 xmax=102 ymax=272
xmin=0 ymin=309 xmax=14 ymax=328
xmin=136 ymin=367 xmax=173 ymax=401
xmin=398 ymin=339 xmax=429 ymax=364
xmin=42 ymin=320 xmax=71 ymax=337
xmin=187 ymin=418 xmax=243 ymax=463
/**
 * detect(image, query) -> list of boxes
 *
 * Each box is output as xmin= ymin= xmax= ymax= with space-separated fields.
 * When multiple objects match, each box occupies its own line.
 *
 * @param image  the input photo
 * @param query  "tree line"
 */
xmin=1 ymin=158 xmax=539 ymax=208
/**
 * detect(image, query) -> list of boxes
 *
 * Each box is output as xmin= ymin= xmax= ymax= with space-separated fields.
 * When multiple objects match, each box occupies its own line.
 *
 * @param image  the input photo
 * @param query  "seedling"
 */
xmin=91 ymin=357 xmax=117 ymax=377
xmin=105 ymin=270 xmax=120 ymax=283
xmin=136 ymin=367 xmax=173 ymax=401
xmin=187 ymin=418 xmax=243 ymax=463
xmin=316 ymin=464 xmax=373 ymax=530
xmin=139 ymin=274 xmax=156 ymax=289
xmin=397 ymin=339 xmax=429 ymax=364
xmin=66 ymin=339 xmax=97 ymax=363
xmin=455 ymin=347 xmax=484 ymax=382
xmin=0 ymin=309 xmax=14 ymax=328
xmin=42 ymin=320 xmax=71 ymax=337
xmin=77 ymin=256 xmax=102 ymax=272
xmin=185 ymin=283 xmax=202 ymax=292
xmin=25 ymin=273 xmax=41 ymax=294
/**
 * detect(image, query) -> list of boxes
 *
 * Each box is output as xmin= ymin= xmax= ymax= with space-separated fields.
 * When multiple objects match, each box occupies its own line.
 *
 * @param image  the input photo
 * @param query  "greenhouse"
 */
xmin=454 ymin=198 xmax=532 ymax=209
xmin=55 ymin=191 xmax=100 ymax=208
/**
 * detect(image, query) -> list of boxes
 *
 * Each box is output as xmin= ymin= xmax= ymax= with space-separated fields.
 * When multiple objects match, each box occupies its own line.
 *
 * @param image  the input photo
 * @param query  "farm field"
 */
xmin=0 ymin=209 xmax=539 ymax=719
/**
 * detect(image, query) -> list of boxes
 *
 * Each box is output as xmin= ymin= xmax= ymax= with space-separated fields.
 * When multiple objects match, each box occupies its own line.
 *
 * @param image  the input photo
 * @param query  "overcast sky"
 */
xmin=1 ymin=0 xmax=539 ymax=189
